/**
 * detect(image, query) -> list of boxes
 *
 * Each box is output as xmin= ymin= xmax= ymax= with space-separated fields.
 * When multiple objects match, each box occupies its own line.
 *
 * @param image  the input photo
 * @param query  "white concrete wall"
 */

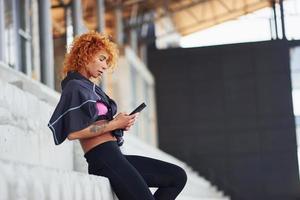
xmin=0 ymin=62 xmax=73 ymax=170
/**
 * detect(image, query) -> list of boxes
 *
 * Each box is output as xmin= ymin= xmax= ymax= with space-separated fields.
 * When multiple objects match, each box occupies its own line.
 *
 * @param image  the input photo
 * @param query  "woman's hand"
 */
xmin=124 ymin=113 xmax=139 ymax=131
xmin=112 ymin=113 xmax=138 ymax=130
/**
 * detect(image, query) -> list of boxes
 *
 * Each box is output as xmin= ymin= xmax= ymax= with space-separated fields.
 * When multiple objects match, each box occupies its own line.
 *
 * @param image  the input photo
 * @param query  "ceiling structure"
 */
xmin=51 ymin=0 xmax=275 ymax=40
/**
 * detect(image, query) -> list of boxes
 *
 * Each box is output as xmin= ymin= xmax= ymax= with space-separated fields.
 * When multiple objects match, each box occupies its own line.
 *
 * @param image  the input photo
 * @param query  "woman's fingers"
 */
xmin=114 ymin=112 xmax=139 ymax=130
xmin=127 ymin=120 xmax=135 ymax=126
xmin=124 ymin=120 xmax=135 ymax=131
xmin=131 ymin=113 xmax=139 ymax=119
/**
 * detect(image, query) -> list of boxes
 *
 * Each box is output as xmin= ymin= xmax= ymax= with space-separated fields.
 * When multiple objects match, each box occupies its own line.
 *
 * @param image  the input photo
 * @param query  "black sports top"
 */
xmin=47 ymin=71 xmax=124 ymax=146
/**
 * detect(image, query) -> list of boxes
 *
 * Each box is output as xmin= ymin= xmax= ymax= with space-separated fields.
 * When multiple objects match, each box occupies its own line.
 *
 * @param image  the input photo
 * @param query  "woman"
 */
xmin=48 ymin=31 xmax=187 ymax=200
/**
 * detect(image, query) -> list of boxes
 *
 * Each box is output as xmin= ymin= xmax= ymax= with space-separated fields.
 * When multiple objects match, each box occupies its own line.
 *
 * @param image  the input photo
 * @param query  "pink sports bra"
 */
xmin=96 ymin=102 xmax=108 ymax=115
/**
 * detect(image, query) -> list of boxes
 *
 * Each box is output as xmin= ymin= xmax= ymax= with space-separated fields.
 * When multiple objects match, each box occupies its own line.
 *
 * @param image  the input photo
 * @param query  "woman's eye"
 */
xmin=99 ymin=56 xmax=106 ymax=61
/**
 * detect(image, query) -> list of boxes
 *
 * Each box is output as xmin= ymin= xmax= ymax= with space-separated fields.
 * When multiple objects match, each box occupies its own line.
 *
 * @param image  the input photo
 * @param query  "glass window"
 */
xmin=4 ymin=0 xmax=34 ymax=75
xmin=290 ymin=46 xmax=300 ymax=179
xmin=4 ymin=0 xmax=15 ymax=67
xmin=18 ymin=0 xmax=33 ymax=74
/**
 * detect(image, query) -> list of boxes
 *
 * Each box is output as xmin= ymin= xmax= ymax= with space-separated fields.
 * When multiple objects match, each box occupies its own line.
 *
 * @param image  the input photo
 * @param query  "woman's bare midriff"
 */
xmin=79 ymin=120 xmax=117 ymax=154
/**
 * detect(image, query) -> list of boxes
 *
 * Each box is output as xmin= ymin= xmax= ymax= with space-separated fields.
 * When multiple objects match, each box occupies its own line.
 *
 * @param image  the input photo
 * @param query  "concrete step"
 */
xmin=0 ymin=159 xmax=115 ymax=200
xmin=0 ymin=63 xmax=230 ymax=200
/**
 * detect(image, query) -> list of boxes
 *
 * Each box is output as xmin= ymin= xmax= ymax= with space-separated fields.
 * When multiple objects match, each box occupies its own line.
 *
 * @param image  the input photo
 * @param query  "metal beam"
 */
xmin=51 ymin=2 xmax=71 ymax=9
xmin=177 ymin=0 xmax=273 ymax=35
xmin=209 ymin=0 xmax=217 ymax=24
xmin=125 ymin=0 xmax=210 ymax=29
xmin=157 ymin=1 xmax=273 ymax=37
xmin=184 ymin=9 xmax=201 ymax=24
xmin=217 ymin=0 xmax=231 ymax=11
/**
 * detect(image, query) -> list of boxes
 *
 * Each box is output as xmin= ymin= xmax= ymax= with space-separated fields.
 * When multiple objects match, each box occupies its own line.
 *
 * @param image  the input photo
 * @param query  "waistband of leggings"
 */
xmin=84 ymin=140 xmax=118 ymax=159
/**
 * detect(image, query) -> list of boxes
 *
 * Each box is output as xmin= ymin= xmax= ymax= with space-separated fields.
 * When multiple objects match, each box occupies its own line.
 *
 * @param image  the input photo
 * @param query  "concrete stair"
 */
xmin=0 ymin=62 xmax=230 ymax=200
xmin=0 ymin=159 xmax=116 ymax=200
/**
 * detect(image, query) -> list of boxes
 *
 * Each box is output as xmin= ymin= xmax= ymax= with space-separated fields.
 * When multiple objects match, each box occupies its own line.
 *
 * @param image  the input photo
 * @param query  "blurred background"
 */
xmin=1 ymin=0 xmax=300 ymax=200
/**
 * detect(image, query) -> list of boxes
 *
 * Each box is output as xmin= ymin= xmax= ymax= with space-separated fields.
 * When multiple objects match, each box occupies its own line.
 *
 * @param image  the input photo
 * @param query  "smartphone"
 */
xmin=129 ymin=103 xmax=147 ymax=115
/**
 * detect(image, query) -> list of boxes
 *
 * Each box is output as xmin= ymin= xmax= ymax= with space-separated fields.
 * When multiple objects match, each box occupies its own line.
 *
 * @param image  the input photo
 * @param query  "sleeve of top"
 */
xmin=47 ymin=82 xmax=98 ymax=145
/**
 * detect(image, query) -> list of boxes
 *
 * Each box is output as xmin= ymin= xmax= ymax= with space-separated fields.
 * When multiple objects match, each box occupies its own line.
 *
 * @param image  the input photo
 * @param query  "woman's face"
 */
xmin=84 ymin=50 xmax=110 ymax=79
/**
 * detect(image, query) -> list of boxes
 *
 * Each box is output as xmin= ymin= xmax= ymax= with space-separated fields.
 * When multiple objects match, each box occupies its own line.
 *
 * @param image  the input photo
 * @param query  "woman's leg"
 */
xmin=84 ymin=141 xmax=155 ymax=200
xmin=125 ymin=155 xmax=187 ymax=200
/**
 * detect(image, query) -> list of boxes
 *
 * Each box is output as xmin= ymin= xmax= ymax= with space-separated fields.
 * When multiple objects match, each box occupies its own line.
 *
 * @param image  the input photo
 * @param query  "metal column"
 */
xmin=0 ymin=0 xmax=5 ymax=62
xmin=96 ymin=0 xmax=107 ymax=89
xmin=23 ymin=0 xmax=32 ymax=77
xmin=12 ymin=0 xmax=21 ymax=71
xmin=130 ymin=4 xmax=138 ymax=53
xmin=130 ymin=30 xmax=138 ymax=53
xmin=279 ymin=0 xmax=286 ymax=39
xmin=96 ymin=0 xmax=105 ymax=33
xmin=38 ymin=0 xmax=54 ymax=88
xmin=72 ymin=0 xmax=84 ymax=36
xmin=272 ymin=0 xmax=279 ymax=39
xmin=115 ymin=5 xmax=124 ymax=46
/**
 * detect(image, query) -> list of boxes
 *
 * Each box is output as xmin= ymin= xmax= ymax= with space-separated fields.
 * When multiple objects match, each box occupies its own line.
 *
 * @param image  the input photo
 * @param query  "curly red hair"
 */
xmin=62 ymin=31 xmax=119 ymax=76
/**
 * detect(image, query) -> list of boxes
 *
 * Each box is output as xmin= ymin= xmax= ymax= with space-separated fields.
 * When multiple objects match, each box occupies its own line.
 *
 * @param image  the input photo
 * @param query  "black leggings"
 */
xmin=84 ymin=141 xmax=187 ymax=200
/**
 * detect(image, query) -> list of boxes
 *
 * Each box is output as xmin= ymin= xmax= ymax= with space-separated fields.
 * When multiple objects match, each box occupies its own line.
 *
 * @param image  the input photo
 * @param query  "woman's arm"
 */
xmin=67 ymin=113 xmax=136 ymax=140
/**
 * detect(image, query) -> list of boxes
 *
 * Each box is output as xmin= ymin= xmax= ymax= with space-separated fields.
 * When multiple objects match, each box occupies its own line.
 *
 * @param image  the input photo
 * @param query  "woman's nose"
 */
xmin=103 ymin=63 xmax=109 ymax=70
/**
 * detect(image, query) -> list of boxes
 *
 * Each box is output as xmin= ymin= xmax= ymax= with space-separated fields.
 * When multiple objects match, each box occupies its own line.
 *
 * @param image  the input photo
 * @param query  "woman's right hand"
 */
xmin=112 ymin=113 xmax=136 ymax=130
